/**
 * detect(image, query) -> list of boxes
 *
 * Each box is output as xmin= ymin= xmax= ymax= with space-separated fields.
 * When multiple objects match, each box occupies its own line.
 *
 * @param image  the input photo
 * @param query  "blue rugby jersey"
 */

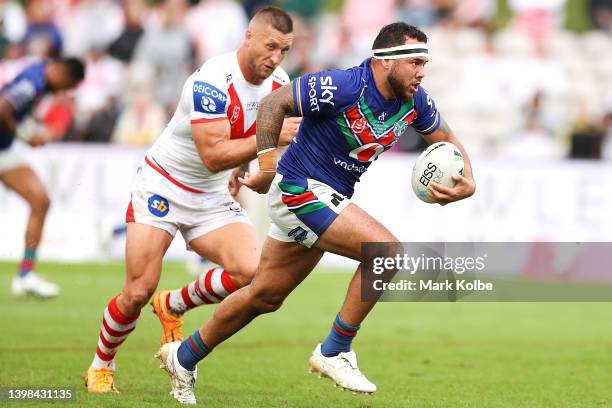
xmin=0 ymin=63 xmax=47 ymax=150
xmin=277 ymin=58 xmax=441 ymax=198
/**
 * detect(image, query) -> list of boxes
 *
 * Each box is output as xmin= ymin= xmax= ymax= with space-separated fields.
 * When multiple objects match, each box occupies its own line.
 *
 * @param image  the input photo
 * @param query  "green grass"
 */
xmin=1 ymin=262 xmax=611 ymax=407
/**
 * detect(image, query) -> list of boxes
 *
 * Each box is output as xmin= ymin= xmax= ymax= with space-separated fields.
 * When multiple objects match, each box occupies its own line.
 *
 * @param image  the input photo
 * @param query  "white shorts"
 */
xmin=267 ymin=173 xmax=351 ymax=248
xmin=0 ymin=144 xmax=27 ymax=174
xmin=127 ymin=158 xmax=251 ymax=244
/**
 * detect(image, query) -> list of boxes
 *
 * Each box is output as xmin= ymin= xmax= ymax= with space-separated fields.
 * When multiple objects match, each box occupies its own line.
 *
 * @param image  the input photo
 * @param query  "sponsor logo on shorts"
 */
xmin=288 ymin=227 xmax=308 ymax=243
xmin=193 ymin=81 xmax=227 ymax=114
xmin=148 ymin=195 xmax=170 ymax=217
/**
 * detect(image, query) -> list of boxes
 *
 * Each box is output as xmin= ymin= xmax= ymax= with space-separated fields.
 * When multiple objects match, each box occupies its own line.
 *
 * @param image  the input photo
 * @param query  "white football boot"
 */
xmin=155 ymin=341 xmax=197 ymax=404
xmin=11 ymin=272 xmax=59 ymax=298
xmin=308 ymin=343 xmax=377 ymax=394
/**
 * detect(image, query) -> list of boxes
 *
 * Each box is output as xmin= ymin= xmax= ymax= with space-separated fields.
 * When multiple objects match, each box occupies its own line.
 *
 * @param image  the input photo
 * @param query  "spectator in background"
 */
xmin=111 ymin=72 xmax=165 ymax=146
xmin=274 ymin=0 xmax=323 ymax=20
xmin=185 ymin=0 xmax=248 ymax=64
xmin=503 ymin=92 xmax=565 ymax=160
xmin=73 ymin=45 xmax=124 ymax=142
xmin=509 ymin=0 xmax=567 ymax=41
xmin=397 ymin=0 xmax=440 ymax=28
xmin=62 ymin=0 xmax=124 ymax=58
xmin=340 ymin=0 xmax=396 ymax=59
xmin=588 ymin=0 xmax=612 ymax=31
xmin=108 ymin=0 xmax=149 ymax=63
xmin=0 ymin=0 xmax=26 ymax=56
xmin=452 ymin=0 xmax=496 ymax=28
xmin=134 ymin=0 xmax=194 ymax=112
xmin=281 ymin=13 xmax=320 ymax=77
xmin=23 ymin=0 xmax=63 ymax=58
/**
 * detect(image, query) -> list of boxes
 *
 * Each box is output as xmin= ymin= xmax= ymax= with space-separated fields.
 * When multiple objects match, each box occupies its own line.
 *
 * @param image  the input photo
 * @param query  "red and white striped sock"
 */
xmin=168 ymin=268 xmax=237 ymax=315
xmin=90 ymin=295 xmax=139 ymax=370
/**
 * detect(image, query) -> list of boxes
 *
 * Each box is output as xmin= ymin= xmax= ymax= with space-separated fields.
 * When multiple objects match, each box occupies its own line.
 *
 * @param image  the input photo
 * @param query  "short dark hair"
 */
xmin=252 ymin=6 xmax=293 ymax=34
xmin=59 ymin=57 xmax=86 ymax=82
xmin=372 ymin=22 xmax=427 ymax=50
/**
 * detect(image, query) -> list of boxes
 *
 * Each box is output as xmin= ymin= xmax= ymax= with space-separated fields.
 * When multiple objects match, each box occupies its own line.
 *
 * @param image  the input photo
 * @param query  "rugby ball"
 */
xmin=411 ymin=142 xmax=464 ymax=203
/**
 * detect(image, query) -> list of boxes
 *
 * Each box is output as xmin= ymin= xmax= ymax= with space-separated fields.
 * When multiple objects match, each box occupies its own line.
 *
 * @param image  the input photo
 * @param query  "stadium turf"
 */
xmin=1 ymin=262 xmax=610 ymax=407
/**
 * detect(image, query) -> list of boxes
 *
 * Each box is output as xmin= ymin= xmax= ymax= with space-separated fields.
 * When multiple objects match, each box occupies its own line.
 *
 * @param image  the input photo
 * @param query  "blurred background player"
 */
xmin=84 ymin=6 xmax=299 ymax=394
xmin=155 ymin=22 xmax=475 ymax=404
xmin=1 ymin=57 xmax=84 ymax=298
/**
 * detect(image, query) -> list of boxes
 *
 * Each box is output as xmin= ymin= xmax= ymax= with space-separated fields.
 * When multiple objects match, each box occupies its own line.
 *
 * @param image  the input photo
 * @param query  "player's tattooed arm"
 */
xmin=256 ymin=83 xmax=297 ymax=152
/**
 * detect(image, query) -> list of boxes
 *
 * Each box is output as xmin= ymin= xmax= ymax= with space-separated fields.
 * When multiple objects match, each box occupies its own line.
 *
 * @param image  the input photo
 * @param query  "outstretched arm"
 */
xmin=418 ymin=119 xmax=476 ymax=205
xmin=239 ymin=83 xmax=298 ymax=193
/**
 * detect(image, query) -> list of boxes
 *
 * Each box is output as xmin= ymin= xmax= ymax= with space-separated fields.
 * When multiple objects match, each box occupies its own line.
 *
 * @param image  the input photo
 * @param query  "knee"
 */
xmin=249 ymin=286 xmax=284 ymax=314
xmin=363 ymin=237 xmax=402 ymax=263
xmin=121 ymin=285 xmax=153 ymax=313
xmin=225 ymin=263 xmax=258 ymax=289
xmin=28 ymin=192 xmax=50 ymax=215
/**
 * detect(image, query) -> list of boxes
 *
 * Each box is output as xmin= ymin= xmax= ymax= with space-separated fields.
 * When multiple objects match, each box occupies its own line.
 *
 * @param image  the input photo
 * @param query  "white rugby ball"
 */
xmin=411 ymin=142 xmax=464 ymax=203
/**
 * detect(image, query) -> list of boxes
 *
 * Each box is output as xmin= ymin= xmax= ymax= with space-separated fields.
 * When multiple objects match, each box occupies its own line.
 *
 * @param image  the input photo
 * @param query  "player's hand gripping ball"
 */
xmin=411 ymin=142 xmax=464 ymax=203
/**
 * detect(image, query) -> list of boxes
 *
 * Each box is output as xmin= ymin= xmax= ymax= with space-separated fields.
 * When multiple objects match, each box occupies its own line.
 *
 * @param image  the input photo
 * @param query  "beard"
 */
xmin=387 ymin=68 xmax=412 ymax=102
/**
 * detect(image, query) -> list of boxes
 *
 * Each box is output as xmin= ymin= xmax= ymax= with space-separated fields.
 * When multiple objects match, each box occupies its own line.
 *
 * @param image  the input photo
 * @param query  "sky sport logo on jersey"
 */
xmin=193 ymin=81 xmax=227 ymax=115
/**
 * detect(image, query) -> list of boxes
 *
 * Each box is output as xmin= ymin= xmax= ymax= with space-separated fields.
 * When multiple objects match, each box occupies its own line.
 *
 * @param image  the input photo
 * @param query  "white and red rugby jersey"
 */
xmin=147 ymin=51 xmax=289 ymax=193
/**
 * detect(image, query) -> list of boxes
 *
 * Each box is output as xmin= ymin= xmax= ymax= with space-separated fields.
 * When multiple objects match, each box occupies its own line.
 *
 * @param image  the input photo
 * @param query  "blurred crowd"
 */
xmin=0 ymin=0 xmax=611 ymax=159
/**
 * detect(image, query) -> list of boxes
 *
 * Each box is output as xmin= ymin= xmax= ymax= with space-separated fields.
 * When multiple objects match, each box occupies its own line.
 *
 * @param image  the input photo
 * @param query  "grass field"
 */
xmin=1 ymin=262 xmax=611 ymax=407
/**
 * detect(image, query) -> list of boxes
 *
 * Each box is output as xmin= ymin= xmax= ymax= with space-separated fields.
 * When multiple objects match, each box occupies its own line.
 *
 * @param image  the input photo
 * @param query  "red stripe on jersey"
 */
xmin=227 ymin=83 xmax=246 ymax=139
xmin=191 ymin=117 xmax=226 ymax=124
xmin=356 ymin=145 xmax=380 ymax=162
xmin=272 ymin=81 xmax=283 ymax=91
xmin=204 ymin=269 xmax=224 ymax=302
xmin=125 ymin=198 xmax=135 ymax=223
xmin=145 ymin=156 xmax=206 ymax=194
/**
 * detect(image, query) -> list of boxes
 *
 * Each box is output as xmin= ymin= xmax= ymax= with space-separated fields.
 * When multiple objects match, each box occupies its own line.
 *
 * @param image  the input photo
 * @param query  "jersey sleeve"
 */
xmin=189 ymin=64 xmax=230 ymax=124
xmin=271 ymin=67 xmax=290 ymax=89
xmin=411 ymin=86 xmax=442 ymax=135
xmin=292 ymin=68 xmax=362 ymax=118
xmin=1 ymin=65 xmax=44 ymax=115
